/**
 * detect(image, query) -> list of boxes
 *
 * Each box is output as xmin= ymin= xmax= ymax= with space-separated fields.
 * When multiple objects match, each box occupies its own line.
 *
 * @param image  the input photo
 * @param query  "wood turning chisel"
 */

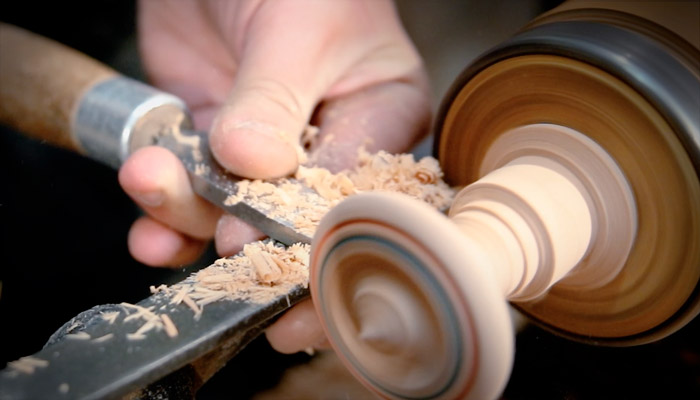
xmin=0 ymin=22 xmax=313 ymax=399
xmin=0 ymin=282 xmax=310 ymax=399
xmin=0 ymin=22 xmax=314 ymax=246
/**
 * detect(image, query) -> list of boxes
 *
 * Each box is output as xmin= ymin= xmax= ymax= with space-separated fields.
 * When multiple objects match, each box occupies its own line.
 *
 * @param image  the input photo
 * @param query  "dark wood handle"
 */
xmin=0 ymin=22 xmax=117 ymax=153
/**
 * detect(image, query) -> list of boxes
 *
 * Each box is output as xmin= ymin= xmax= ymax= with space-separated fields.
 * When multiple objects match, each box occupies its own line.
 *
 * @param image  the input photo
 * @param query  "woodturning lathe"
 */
xmin=309 ymin=2 xmax=700 ymax=399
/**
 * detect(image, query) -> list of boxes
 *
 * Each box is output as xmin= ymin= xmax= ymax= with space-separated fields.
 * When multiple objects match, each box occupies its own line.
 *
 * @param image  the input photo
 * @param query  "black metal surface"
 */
xmin=0 ymin=280 xmax=309 ymax=400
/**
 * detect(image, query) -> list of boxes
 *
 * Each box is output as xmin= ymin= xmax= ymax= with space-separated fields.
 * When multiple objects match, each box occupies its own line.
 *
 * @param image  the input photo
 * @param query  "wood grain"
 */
xmin=0 ymin=23 xmax=115 ymax=152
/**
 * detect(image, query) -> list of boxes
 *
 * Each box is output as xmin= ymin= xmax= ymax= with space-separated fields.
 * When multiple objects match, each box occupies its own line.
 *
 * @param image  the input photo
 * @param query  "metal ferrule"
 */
xmin=73 ymin=76 xmax=192 ymax=169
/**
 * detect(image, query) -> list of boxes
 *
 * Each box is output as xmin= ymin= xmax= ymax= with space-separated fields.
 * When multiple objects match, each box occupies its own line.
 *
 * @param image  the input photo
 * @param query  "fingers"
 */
xmin=137 ymin=0 xmax=235 ymax=131
xmin=119 ymin=146 xmax=223 ymax=255
xmin=214 ymin=214 xmax=266 ymax=257
xmin=128 ymin=216 xmax=208 ymax=267
xmin=265 ymin=299 xmax=330 ymax=354
xmin=209 ymin=0 xmax=423 ymax=180
xmin=309 ymin=77 xmax=432 ymax=172
xmin=119 ymin=146 xmax=222 ymax=239
xmin=208 ymin=4 xmax=332 ymax=179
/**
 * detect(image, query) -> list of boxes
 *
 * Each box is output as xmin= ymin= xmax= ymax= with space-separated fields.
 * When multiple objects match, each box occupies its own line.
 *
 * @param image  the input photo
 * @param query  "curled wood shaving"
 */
xmin=160 ymin=314 xmax=178 ymax=338
xmin=194 ymin=163 xmax=210 ymax=176
xmin=244 ymin=245 xmax=287 ymax=283
xmin=150 ymin=284 xmax=170 ymax=294
xmin=181 ymin=294 xmax=202 ymax=319
xmin=166 ymin=241 xmax=310 ymax=310
xmin=65 ymin=332 xmax=91 ymax=340
xmin=101 ymin=311 xmax=120 ymax=325
xmin=223 ymin=149 xmax=455 ymax=238
xmin=122 ymin=303 xmax=158 ymax=322
xmin=92 ymin=333 xmax=114 ymax=343
xmin=120 ymin=302 xmax=180 ymax=340
xmin=295 ymin=125 xmax=320 ymax=164
xmin=170 ymin=124 xmax=203 ymax=162
xmin=170 ymin=286 xmax=190 ymax=305
xmin=6 ymin=356 xmax=49 ymax=375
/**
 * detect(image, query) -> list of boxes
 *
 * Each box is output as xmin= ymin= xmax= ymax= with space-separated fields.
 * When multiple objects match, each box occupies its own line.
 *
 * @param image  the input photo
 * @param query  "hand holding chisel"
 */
xmin=0 ymin=0 xmax=431 ymax=357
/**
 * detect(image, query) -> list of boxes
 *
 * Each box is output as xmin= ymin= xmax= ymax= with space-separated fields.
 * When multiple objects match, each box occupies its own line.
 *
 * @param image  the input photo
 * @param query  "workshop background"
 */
xmin=1 ymin=1 xmax=698 ymax=399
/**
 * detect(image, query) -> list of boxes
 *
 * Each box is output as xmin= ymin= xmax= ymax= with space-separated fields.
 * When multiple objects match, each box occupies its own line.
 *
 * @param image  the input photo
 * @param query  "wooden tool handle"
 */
xmin=0 ymin=22 xmax=117 ymax=153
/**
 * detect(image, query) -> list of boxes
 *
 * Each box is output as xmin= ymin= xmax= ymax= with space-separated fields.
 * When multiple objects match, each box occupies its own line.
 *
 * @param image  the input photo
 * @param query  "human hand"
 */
xmin=118 ymin=0 xmax=431 ymax=353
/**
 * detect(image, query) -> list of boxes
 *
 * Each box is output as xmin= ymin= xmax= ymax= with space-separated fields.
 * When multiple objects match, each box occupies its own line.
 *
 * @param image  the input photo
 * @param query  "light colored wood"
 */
xmin=438 ymin=54 xmax=700 ymax=342
xmin=450 ymin=155 xmax=595 ymax=301
xmin=311 ymin=192 xmax=514 ymax=400
xmin=0 ymin=23 xmax=116 ymax=152
xmin=309 ymin=3 xmax=700 ymax=399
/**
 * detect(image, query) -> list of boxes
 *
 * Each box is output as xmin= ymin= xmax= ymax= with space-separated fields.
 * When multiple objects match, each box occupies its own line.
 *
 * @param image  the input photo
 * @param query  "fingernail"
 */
xmin=133 ymin=191 xmax=164 ymax=207
xmin=224 ymin=120 xmax=289 ymax=142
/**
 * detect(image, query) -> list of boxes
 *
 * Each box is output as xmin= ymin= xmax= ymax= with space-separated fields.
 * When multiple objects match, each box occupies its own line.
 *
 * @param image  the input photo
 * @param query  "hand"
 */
xmin=118 ymin=0 xmax=431 ymax=353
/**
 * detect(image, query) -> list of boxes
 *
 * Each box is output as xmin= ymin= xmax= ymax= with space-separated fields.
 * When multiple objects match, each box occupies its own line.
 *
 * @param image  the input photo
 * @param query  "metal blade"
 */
xmin=0 ymin=278 xmax=309 ymax=400
xmin=156 ymin=128 xmax=314 ymax=246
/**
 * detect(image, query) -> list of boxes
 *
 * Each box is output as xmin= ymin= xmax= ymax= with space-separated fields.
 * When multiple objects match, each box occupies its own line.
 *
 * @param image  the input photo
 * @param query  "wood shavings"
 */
xmin=170 ymin=286 xmax=190 ymax=305
xmin=194 ymin=163 xmax=210 ymax=176
xmin=121 ymin=303 xmax=158 ymax=322
xmin=168 ymin=286 xmax=203 ymax=318
xmin=6 ymin=356 xmax=49 ymax=375
xmin=126 ymin=320 xmax=157 ymax=341
xmin=65 ymin=332 xmax=91 ymax=340
xmin=101 ymin=311 xmax=120 ymax=325
xmin=341 ymin=148 xmax=455 ymax=211
xmin=244 ymin=244 xmax=288 ymax=283
xmin=153 ymin=149 xmax=455 ymax=320
xmin=120 ymin=302 xmax=180 ymax=340
xmin=166 ymin=241 xmax=310 ymax=310
xmin=92 ymin=333 xmax=114 ymax=343
xmin=150 ymin=284 xmax=170 ymax=294
xmin=171 ymin=128 xmax=200 ymax=148
xmin=296 ymin=125 xmax=320 ymax=164
xmin=181 ymin=294 xmax=202 ymax=319
xmin=160 ymin=314 xmax=178 ymax=338
xmin=223 ymin=148 xmax=455 ymax=239
xmin=188 ymin=286 xmax=228 ymax=305
xmin=66 ymin=322 xmax=81 ymax=332
xmin=170 ymin=125 xmax=202 ymax=162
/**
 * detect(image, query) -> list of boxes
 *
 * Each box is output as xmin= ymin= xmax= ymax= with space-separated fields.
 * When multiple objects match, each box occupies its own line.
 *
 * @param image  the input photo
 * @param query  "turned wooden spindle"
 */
xmin=310 ymin=123 xmax=638 ymax=400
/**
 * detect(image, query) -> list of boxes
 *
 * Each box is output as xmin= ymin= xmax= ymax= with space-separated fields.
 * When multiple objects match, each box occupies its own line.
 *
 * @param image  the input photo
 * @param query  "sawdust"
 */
xmin=224 ymin=148 xmax=455 ymax=238
xmin=65 ymin=332 xmax=91 ymax=340
xmin=58 ymin=383 xmax=70 ymax=394
xmin=166 ymin=241 xmax=310 ymax=311
xmin=47 ymin=147 xmax=456 ymax=340
xmin=160 ymin=314 xmax=178 ymax=338
xmin=1 ymin=147 xmax=458 ymax=360
xmin=6 ymin=356 xmax=49 ymax=375
xmin=153 ymin=148 xmax=456 ymax=321
xmin=120 ymin=302 xmax=179 ymax=340
xmin=100 ymin=311 xmax=120 ymax=325
xmin=92 ymin=333 xmax=114 ymax=343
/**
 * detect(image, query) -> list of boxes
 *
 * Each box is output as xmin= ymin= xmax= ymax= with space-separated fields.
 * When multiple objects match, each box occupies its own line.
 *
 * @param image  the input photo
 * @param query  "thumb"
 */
xmin=209 ymin=78 xmax=314 ymax=179
xmin=208 ymin=4 xmax=342 ymax=179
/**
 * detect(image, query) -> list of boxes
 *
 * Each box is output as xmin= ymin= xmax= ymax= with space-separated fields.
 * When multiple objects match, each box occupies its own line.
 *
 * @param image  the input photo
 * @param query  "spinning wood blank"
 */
xmin=311 ymin=1 xmax=699 ymax=399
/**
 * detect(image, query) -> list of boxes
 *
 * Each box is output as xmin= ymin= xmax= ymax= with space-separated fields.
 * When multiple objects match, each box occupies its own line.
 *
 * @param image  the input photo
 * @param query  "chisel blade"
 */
xmin=157 ymin=127 xmax=314 ymax=246
xmin=0 ymin=281 xmax=309 ymax=400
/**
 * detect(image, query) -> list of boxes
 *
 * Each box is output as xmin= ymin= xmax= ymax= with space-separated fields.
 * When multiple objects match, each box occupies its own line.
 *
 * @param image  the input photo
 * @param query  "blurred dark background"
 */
xmin=1 ymin=1 xmax=698 ymax=399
